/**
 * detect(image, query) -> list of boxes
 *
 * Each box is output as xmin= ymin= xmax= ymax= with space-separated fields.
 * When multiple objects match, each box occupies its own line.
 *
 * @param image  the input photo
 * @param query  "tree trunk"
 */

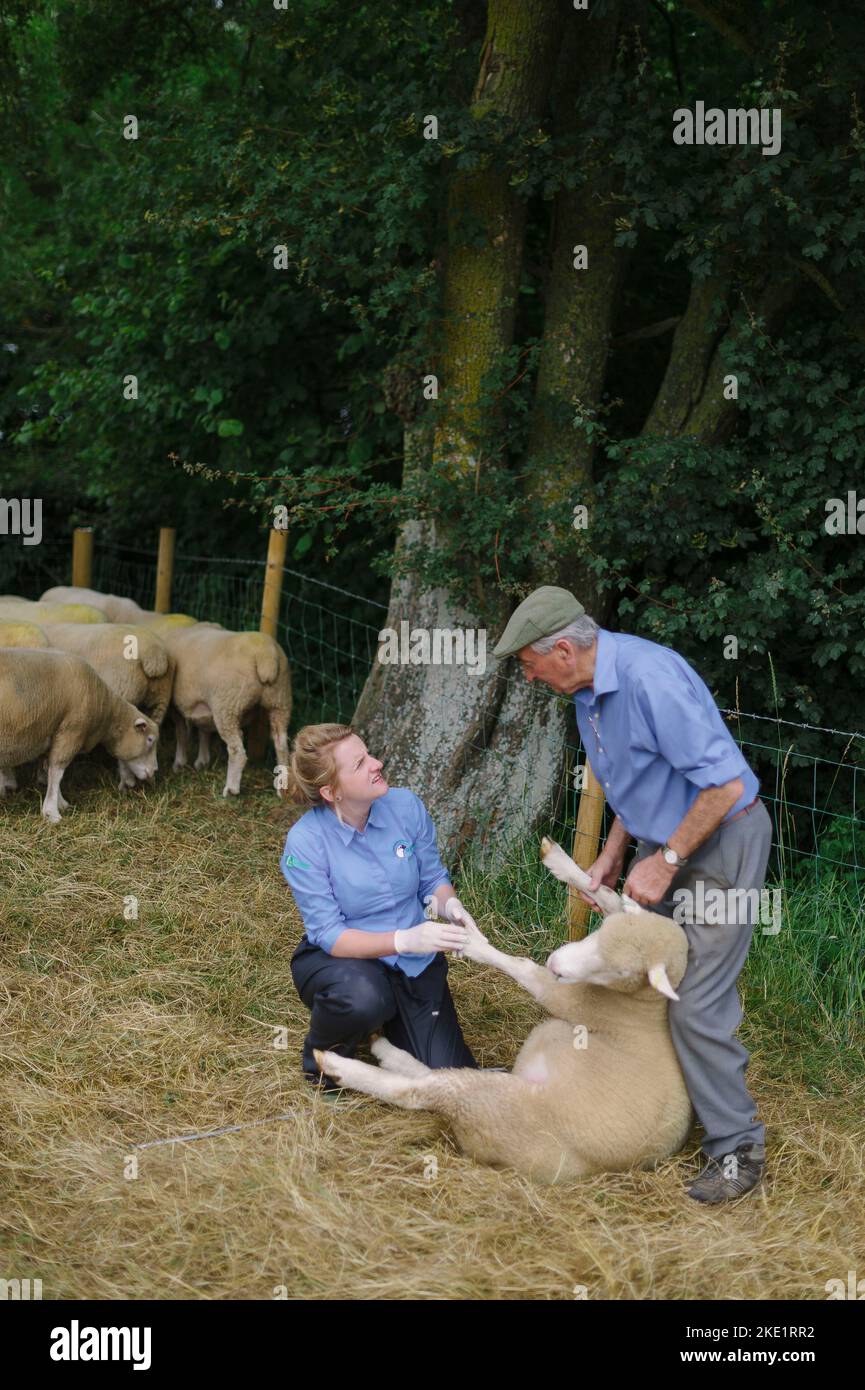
xmin=524 ymin=0 xmax=631 ymax=613
xmin=354 ymin=0 xmax=569 ymax=868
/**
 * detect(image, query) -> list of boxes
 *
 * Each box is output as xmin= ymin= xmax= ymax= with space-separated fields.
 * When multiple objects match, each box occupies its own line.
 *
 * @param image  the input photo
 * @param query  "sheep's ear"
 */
xmin=648 ymin=963 xmax=680 ymax=1001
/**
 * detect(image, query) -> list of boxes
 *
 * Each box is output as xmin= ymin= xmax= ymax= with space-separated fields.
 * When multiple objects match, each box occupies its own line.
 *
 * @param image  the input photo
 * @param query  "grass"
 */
xmin=1 ymin=748 xmax=863 ymax=1301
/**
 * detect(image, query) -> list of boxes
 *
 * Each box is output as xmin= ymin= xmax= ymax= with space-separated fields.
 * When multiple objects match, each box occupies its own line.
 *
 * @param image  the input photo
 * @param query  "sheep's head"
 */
xmin=109 ymin=708 xmax=159 ymax=781
xmin=540 ymin=836 xmax=688 ymax=999
xmin=546 ymin=911 xmax=688 ymax=999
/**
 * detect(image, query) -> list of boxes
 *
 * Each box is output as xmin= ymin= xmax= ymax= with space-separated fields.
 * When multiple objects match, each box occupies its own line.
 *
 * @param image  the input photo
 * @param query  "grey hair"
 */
xmin=530 ymin=614 xmax=599 ymax=654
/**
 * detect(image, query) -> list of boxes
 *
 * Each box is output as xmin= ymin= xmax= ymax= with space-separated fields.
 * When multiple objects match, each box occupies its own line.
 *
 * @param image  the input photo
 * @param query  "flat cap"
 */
xmin=493 ymin=585 xmax=585 ymax=658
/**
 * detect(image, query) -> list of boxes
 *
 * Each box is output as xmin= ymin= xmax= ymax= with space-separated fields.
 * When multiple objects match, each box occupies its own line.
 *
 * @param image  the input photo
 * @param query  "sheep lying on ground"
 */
xmin=40 ymin=623 xmax=175 ymax=788
xmin=0 ymin=649 xmax=158 ymax=821
xmin=40 ymin=585 xmax=197 ymax=627
xmin=314 ymin=837 xmax=692 ymax=1185
xmin=161 ymin=624 xmax=291 ymax=796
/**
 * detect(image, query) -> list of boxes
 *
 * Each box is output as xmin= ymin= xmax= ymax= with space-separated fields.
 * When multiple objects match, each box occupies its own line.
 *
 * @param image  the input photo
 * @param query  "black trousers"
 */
xmin=290 ymin=935 xmax=479 ymax=1073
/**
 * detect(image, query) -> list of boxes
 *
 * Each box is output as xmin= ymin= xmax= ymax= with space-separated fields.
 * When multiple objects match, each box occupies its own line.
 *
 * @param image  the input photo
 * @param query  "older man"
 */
xmin=493 ymin=585 xmax=773 ymax=1204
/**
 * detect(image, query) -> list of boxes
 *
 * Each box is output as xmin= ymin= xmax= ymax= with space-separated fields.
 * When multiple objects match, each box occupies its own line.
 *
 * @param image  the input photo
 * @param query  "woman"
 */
xmin=281 ymin=723 xmax=480 ymax=1090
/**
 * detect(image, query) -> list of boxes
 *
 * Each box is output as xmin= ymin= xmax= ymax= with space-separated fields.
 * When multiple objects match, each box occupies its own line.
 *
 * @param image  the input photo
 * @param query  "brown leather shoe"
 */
xmin=687 ymin=1144 xmax=766 ymax=1203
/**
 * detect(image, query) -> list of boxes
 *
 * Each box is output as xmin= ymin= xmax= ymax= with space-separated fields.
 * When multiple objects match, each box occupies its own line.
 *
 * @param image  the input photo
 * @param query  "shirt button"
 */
xmin=605 ymin=781 xmax=610 ymax=787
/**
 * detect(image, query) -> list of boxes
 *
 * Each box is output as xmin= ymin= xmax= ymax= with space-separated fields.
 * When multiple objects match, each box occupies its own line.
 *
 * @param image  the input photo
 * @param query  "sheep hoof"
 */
xmin=222 ymin=784 xmax=240 ymax=797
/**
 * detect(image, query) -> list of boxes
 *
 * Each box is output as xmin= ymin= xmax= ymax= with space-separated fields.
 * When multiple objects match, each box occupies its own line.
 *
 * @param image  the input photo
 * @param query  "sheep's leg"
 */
xmin=42 ymin=762 xmax=70 ymax=823
xmin=36 ymin=757 xmax=48 ymax=786
xmin=117 ymin=759 xmax=138 ymax=790
xmin=171 ymin=709 xmax=190 ymax=771
xmin=0 ymin=767 xmax=18 ymax=796
xmin=459 ymin=924 xmax=579 ymax=1022
xmin=314 ymin=1050 xmax=432 ymax=1106
xmin=370 ymin=1036 xmax=433 ymax=1078
xmin=269 ymin=708 xmax=290 ymax=789
xmin=212 ymin=711 xmax=246 ymax=796
xmin=194 ymin=727 xmax=212 ymax=771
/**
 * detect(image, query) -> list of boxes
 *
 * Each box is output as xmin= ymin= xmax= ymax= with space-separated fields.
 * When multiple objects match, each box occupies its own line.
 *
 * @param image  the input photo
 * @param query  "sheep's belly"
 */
xmin=187 ymin=703 xmax=214 ymax=727
xmin=0 ymin=730 xmax=52 ymax=766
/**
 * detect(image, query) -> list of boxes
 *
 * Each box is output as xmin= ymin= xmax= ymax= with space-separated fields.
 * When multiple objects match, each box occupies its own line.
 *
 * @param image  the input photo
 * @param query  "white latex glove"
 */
xmin=394 ymin=920 xmax=469 ymax=955
xmin=443 ymin=896 xmax=477 ymax=931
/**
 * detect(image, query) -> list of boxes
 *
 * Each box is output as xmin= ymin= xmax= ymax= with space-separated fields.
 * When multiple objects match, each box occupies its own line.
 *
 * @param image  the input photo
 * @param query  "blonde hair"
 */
xmin=285 ymin=723 xmax=355 ymax=809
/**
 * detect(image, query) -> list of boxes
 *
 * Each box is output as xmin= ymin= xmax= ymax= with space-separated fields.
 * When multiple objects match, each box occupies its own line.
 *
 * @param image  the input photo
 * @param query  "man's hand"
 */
xmin=623 ymin=851 xmax=678 ymax=907
xmin=575 ymin=849 xmax=626 ymax=910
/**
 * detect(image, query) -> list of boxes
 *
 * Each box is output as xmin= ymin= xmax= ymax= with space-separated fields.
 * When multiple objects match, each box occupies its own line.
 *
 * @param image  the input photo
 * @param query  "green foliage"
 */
xmin=1 ymin=0 xmax=864 ymax=752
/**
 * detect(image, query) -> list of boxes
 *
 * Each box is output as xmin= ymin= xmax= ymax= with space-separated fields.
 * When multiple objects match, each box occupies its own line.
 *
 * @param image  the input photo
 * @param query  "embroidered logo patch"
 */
xmin=282 ymin=852 xmax=312 ymax=870
xmin=392 ymin=839 xmax=415 ymax=859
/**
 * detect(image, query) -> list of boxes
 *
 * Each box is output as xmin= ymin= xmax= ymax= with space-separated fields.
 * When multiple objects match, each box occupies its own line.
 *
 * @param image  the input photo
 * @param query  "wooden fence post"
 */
xmin=71 ymin=527 xmax=94 ymax=587
xmin=568 ymin=760 xmax=606 ymax=939
xmin=154 ymin=527 xmax=176 ymax=613
xmin=248 ymin=527 xmax=289 ymax=760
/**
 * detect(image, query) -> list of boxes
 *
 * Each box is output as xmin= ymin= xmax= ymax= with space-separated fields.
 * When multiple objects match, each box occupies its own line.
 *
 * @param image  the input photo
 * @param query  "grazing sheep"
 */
xmin=0 ymin=649 xmax=158 ymax=822
xmin=314 ymin=837 xmax=693 ymax=1185
xmin=40 ymin=623 xmax=175 ymax=788
xmin=162 ymin=625 xmax=291 ymax=796
xmin=40 ymin=585 xmax=197 ymax=627
xmin=0 ymin=599 xmax=106 ymax=624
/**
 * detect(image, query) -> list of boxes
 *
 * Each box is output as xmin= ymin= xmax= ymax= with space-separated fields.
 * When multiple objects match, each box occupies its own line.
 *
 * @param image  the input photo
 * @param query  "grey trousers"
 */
xmin=631 ymin=798 xmax=773 ymax=1159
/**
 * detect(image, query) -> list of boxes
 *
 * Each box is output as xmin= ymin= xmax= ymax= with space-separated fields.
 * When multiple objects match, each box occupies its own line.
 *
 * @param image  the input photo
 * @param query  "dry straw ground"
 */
xmin=1 ymin=752 xmax=863 ymax=1301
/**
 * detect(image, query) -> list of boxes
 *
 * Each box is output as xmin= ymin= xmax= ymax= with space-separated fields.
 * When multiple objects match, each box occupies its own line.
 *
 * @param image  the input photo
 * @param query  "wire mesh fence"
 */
xmin=3 ymin=535 xmax=864 ymax=901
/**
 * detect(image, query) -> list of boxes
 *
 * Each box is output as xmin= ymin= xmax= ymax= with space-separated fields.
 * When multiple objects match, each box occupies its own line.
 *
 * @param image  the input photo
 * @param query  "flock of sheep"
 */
xmin=0 ymin=584 xmax=292 ymax=821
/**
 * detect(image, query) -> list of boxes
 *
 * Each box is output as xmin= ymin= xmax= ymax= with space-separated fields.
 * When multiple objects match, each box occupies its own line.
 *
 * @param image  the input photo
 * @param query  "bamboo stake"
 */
xmin=568 ymin=760 xmax=606 ymax=939
xmin=71 ymin=527 xmax=94 ymax=587
xmin=154 ymin=527 xmax=176 ymax=613
xmin=248 ymin=527 xmax=288 ymax=759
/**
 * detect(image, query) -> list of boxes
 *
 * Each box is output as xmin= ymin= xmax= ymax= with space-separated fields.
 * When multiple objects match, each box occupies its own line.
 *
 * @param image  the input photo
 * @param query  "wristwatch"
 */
xmin=661 ymin=843 xmax=689 ymax=868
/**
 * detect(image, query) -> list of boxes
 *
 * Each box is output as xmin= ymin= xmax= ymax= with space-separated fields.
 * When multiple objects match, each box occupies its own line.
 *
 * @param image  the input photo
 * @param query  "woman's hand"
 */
xmin=443 ymin=896 xmax=477 ymax=931
xmin=394 ymin=920 xmax=469 ymax=955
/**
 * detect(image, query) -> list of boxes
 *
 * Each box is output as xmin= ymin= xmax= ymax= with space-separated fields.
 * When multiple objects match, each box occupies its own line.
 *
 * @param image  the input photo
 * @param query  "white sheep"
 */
xmin=0 ymin=598 xmax=106 ymax=624
xmin=40 ymin=585 xmax=196 ymax=627
xmin=314 ymin=837 xmax=692 ymax=1185
xmin=40 ymin=623 xmax=175 ymax=789
xmin=0 ymin=649 xmax=158 ymax=822
xmin=0 ymin=620 xmax=49 ymax=648
xmin=161 ymin=624 xmax=291 ymax=796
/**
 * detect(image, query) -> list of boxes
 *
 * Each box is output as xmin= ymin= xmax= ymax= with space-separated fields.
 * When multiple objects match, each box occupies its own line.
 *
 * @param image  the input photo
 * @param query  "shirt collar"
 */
xmin=574 ymin=628 xmax=619 ymax=705
xmin=318 ymin=794 xmax=388 ymax=843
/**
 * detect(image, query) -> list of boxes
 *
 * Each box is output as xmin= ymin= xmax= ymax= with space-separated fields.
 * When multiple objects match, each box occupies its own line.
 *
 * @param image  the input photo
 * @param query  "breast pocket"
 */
xmin=390 ymin=838 xmax=421 ymax=903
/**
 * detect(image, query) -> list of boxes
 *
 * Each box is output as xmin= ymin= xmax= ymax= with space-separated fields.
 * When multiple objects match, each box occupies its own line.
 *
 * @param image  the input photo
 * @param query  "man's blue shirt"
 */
xmin=280 ymin=787 xmax=450 ymax=977
xmin=573 ymin=629 xmax=759 ymax=844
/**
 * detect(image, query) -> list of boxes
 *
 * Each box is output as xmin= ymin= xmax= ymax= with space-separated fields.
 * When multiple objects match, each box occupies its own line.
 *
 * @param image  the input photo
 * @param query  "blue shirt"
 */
xmin=573 ymin=629 xmax=759 ymax=844
xmin=280 ymin=787 xmax=451 ymax=977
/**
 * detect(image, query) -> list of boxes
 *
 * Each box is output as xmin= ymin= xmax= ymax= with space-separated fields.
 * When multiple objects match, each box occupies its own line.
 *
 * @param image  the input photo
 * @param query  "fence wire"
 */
xmin=4 ymin=537 xmax=864 ymax=900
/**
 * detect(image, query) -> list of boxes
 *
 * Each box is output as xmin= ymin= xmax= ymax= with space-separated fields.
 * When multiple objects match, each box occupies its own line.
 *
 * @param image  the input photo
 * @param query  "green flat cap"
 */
xmin=493 ymin=585 xmax=585 ymax=658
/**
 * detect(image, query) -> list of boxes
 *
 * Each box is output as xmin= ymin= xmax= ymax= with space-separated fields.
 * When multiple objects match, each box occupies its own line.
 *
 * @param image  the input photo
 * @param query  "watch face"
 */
xmin=664 ymin=849 xmax=677 ymax=864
